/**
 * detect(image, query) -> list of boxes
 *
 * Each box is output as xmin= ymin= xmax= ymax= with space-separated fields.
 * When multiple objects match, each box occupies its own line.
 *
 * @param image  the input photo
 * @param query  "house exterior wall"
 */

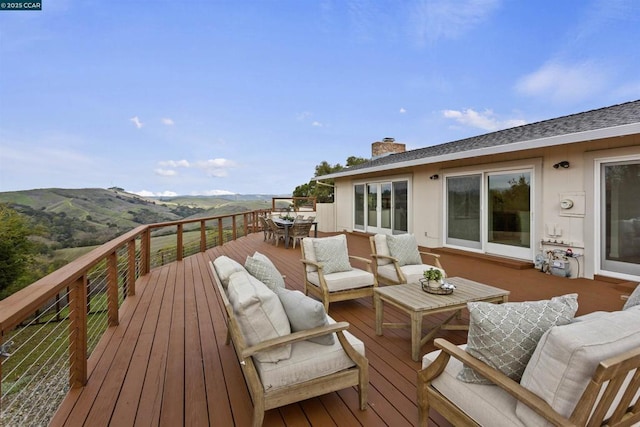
xmin=331 ymin=134 xmax=640 ymax=280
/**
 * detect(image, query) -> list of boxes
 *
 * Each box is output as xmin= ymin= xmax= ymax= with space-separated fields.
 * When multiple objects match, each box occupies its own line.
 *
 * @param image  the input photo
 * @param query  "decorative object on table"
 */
xmin=369 ymin=234 xmax=444 ymax=286
xmin=420 ymin=268 xmax=454 ymax=294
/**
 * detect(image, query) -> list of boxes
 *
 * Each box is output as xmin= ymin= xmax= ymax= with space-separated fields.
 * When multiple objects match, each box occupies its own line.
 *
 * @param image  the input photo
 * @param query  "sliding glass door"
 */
xmin=445 ymin=170 xmax=532 ymax=260
xmin=485 ymin=171 xmax=531 ymax=259
xmin=600 ymin=159 xmax=640 ymax=277
xmin=446 ymin=175 xmax=481 ymax=249
xmin=354 ymin=180 xmax=408 ymax=234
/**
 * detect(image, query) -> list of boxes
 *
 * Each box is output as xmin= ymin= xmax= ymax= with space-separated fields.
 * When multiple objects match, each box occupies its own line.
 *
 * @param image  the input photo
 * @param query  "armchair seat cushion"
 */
xmin=422 ymin=347 xmax=524 ymax=427
xmin=256 ymin=317 xmax=365 ymax=391
xmin=306 ymin=269 xmax=376 ymax=293
xmin=376 ymin=263 xmax=443 ymax=285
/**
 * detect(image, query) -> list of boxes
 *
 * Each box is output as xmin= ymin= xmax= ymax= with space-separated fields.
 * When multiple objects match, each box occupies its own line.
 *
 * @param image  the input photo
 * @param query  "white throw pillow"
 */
xmin=623 ymin=283 xmax=640 ymax=310
xmin=226 ymin=271 xmax=291 ymax=363
xmin=458 ymin=294 xmax=578 ymax=384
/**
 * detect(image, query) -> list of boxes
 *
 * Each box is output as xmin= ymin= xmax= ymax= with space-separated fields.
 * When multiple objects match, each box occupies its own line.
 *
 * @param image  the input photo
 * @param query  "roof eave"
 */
xmin=314 ymin=122 xmax=640 ymax=181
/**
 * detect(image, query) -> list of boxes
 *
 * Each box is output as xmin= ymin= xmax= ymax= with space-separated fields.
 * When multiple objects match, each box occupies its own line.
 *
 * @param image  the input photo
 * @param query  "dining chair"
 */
xmin=266 ymin=218 xmax=288 ymax=247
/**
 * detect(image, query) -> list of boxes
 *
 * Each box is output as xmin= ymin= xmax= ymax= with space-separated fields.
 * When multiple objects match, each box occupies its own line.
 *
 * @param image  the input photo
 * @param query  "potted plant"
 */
xmin=420 ymin=268 xmax=445 ymax=292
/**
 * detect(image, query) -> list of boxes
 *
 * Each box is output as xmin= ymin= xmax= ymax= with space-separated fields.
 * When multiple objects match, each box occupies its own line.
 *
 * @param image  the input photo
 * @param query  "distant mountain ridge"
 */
xmin=0 ymin=187 xmax=282 ymax=248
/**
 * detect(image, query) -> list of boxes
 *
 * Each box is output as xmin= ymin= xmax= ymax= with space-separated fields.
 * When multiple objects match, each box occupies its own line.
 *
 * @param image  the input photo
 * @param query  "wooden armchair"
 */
xmin=301 ymin=234 xmax=378 ymax=311
xmin=211 ymin=259 xmax=369 ymax=427
xmin=369 ymin=234 xmax=444 ymax=286
xmin=419 ymin=338 xmax=640 ymax=426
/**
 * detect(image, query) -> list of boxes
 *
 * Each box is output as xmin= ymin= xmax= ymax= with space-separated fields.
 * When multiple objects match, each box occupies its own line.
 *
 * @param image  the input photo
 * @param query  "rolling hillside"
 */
xmin=0 ymin=188 xmax=280 ymax=248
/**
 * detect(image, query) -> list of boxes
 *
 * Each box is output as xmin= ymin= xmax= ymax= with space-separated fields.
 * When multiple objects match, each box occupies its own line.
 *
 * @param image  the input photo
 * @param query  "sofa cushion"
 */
xmin=458 ymin=294 xmax=578 ymax=384
xmin=373 ymin=234 xmax=392 ymax=266
xmin=306 ymin=269 xmax=375 ymax=292
xmin=244 ymin=251 xmax=285 ymax=291
xmin=313 ymin=235 xmax=352 ymax=274
xmin=276 ymin=288 xmax=334 ymax=345
xmin=386 ymin=234 xmax=422 ymax=266
xmin=255 ymin=317 xmax=365 ymax=391
xmin=422 ymin=347 xmax=525 ymax=427
xmin=623 ymin=283 xmax=640 ymax=310
xmin=516 ymin=305 xmax=640 ymax=426
xmin=226 ymin=271 xmax=291 ymax=363
xmin=212 ymin=256 xmax=246 ymax=289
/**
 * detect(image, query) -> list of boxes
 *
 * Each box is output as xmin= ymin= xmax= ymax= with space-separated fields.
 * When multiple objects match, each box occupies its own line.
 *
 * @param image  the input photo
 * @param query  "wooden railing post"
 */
xmin=107 ymin=251 xmax=119 ymax=327
xmin=200 ymin=220 xmax=207 ymax=253
xmin=243 ymin=212 xmax=249 ymax=237
xmin=127 ymin=240 xmax=136 ymax=297
xmin=217 ymin=218 xmax=223 ymax=246
xmin=69 ymin=275 xmax=88 ymax=388
xmin=141 ymin=228 xmax=151 ymax=275
xmin=177 ymin=223 xmax=184 ymax=261
xmin=232 ymin=215 xmax=237 ymax=241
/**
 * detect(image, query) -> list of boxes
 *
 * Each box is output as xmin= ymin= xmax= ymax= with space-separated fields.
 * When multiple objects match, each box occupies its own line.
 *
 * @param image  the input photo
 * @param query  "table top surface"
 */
xmin=374 ymin=277 xmax=510 ymax=311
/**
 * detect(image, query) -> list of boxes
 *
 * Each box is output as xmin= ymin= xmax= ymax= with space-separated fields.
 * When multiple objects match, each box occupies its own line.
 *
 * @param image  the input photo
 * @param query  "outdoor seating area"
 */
xmin=49 ymin=231 xmax=636 ymax=427
xmin=263 ymin=215 xmax=317 ymax=249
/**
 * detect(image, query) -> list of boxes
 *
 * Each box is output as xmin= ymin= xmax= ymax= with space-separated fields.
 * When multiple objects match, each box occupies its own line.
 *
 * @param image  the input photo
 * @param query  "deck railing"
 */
xmin=0 ymin=209 xmax=267 ymax=426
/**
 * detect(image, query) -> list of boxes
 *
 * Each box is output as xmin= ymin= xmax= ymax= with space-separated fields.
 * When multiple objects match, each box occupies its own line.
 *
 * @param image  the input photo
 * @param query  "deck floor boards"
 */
xmin=51 ymin=232 xmax=626 ymax=426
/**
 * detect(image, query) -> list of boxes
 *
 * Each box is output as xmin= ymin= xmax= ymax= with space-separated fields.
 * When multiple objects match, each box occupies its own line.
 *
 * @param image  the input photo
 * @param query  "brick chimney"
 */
xmin=372 ymin=137 xmax=406 ymax=158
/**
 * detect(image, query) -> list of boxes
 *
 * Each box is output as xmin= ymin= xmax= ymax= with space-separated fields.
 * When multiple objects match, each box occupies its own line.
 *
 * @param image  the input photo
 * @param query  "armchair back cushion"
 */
xmin=372 ymin=234 xmax=392 ymax=266
xmin=312 ymin=235 xmax=352 ymax=274
xmin=213 ymin=256 xmax=246 ymax=289
xmin=303 ymin=234 xmax=351 ymax=273
xmin=226 ymin=271 xmax=291 ymax=363
xmin=386 ymin=234 xmax=422 ymax=266
xmin=516 ymin=305 xmax=640 ymax=426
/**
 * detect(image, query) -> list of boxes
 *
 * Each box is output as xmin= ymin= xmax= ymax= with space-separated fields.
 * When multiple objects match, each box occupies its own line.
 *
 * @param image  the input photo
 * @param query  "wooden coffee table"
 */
xmin=374 ymin=277 xmax=510 ymax=361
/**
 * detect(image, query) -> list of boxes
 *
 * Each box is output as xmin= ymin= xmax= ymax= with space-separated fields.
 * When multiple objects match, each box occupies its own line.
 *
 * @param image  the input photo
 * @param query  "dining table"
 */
xmin=271 ymin=218 xmax=318 ymax=248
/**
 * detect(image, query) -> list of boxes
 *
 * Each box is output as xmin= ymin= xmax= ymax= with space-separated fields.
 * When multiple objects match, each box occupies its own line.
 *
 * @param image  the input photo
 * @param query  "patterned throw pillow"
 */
xmin=276 ymin=287 xmax=334 ymax=345
xmin=313 ymin=235 xmax=352 ymax=274
xmin=623 ymin=283 xmax=640 ymax=310
xmin=386 ymin=234 xmax=422 ymax=266
xmin=457 ymin=293 xmax=578 ymax=384
xmin=244 ymin=252 xmax=285 ymax=291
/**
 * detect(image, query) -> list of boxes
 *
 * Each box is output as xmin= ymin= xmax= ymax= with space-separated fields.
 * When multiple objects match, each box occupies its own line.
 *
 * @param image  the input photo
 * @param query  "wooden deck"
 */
xmin=50 ymin=232 xmax=631 ymax=426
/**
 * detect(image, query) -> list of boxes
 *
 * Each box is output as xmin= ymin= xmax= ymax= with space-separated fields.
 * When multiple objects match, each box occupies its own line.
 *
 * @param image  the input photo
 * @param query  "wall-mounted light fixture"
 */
xmin=429 ymin=174 xmax=439 ymax=180
xmin=553 ymin=161 xmax=570 ymax=169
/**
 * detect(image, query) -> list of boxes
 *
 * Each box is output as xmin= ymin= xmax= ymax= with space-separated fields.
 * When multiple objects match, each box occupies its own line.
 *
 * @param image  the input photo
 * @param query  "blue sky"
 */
xmin=1 ymin=0 xmax=639 ymax=196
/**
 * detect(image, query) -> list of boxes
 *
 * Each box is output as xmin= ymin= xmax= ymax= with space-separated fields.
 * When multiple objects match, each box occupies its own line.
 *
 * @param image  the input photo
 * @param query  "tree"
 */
xmin=0 ymin=204 xmax=35 ymax=295
xmin=293 ymin=156 xmax=368 ymax=203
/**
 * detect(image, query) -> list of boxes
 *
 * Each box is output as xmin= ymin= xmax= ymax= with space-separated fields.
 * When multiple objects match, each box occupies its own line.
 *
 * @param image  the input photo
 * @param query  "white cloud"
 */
xmin=194 ymin=158 xmax=237 ymax=177
xmin=196 ymin=189 xmax=236 ymax=196
xmin=129 ymin=116 xmax=143 ymax=129
xmin=158 ymin=159 xmax=190 ymax=168
xmin=161 ymin=118 xmax=175 ymax=125
xmin=312 ymin=121 xmax=323 ymax=127
xmin=412 ymin=0 xmax=500 ymax=45
xmin=443 ymin=108 xmax=527 ymax=131
xmin=516 ymin=61 xmax=607 ymax=103
xmin=399 ymin=107 xmax=407 ymax=114
xmin=154 ymin=168 xmax=177 ymax=176
xmin=131 ymin=190 xmax=178 ymax=197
